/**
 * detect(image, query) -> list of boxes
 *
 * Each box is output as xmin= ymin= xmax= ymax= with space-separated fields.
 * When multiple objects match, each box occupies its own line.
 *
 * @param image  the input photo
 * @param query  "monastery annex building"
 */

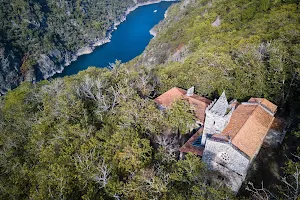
xmin=154 ymin=87 xmax=283 ymax=192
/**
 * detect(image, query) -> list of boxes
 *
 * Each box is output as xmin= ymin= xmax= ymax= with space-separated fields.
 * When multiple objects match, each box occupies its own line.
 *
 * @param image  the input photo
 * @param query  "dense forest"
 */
xmin=137 ymin=0 xmax=300 ymax=107
xmin=0 ymin=0 xmax=300 ymax=199
xmin=0 ymin=0 xmax=167 ymax=95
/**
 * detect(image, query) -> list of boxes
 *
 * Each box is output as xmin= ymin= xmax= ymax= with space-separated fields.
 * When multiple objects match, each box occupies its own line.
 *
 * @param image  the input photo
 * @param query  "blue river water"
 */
xmin=55 ymin=1 xmax=175 ymax=77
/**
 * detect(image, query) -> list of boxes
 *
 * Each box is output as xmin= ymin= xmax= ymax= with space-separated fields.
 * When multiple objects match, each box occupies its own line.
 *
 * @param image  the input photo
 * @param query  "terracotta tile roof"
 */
xmin=213 ymin=103 xmax=275 ymax=159
xmin=185 ymin=96 xmax=211 ymax=123
xmin=248 ymin=98 xmax=277 ymax=114
xmin=179 ymin=128 xmax=205 ymax=156
xmin=154 ymin=87 xmax=212 ymax=124
xmin=154 ymin=87 xmax=186 ymax=107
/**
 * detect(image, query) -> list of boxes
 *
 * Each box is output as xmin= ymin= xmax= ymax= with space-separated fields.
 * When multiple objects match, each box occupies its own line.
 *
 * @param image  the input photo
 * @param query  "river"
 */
xmin=55 ymin=1 xmax=175 ymax=77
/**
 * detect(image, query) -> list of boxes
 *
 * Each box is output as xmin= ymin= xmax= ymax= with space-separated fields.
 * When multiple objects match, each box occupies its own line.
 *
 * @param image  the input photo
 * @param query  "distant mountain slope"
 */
xmin=136 ymin=0 xmax=299 ymax=105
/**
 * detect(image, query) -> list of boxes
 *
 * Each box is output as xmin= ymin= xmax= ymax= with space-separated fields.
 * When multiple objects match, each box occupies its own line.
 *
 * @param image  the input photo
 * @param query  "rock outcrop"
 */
xmin=0 ymin=43 xmax=22 ymax=95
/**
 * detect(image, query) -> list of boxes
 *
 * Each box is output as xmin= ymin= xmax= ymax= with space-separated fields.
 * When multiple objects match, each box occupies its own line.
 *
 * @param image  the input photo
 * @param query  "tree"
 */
xmin=246 ymin=152 xmax=300 ymax=200
xmin=246 ymin=126 xmax=300 ymax=200
xmin=123 ymin=166 xmax=170 ymax=199
xmin=166 ymin=100 xmax=196 ymax=135
xmin=113 ymin=136 xmax=152 ymax=174
xmin=154 ymin=134 xmax=180 ymax=164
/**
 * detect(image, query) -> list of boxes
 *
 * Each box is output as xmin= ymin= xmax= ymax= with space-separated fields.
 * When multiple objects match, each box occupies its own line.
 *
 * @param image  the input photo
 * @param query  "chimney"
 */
xmin=186 ymin=86 xmax=194 ymax=96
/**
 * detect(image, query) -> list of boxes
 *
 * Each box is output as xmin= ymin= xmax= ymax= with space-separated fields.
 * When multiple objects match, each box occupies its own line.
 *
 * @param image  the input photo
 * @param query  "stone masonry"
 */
xmin=201 ymin=91 xmax=235 ymax=145
xmin=202 ymin=139 xmax=250 ymax=192
xmin=156 ymin=87 xmax=278 ymax=193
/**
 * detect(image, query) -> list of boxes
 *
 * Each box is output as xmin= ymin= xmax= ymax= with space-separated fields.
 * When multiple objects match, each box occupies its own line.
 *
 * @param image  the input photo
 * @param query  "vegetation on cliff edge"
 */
xmin=0 ymin=0 xmax=300 ymax=199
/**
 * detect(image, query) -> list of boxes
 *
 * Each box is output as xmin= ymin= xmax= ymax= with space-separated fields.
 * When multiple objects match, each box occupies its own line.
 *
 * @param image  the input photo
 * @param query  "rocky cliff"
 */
xmin=137 ymin=0 xmax=190 ymax=66
xmin=0 ymin=43 xmax=22 ymax=95
xmin=0 ymin=0 xmax=177 ymax=95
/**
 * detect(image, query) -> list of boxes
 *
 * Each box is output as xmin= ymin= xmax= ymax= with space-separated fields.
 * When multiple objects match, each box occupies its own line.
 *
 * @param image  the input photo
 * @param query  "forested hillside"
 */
xmin=138 ymin=0 xmax=300 ymax=107
xmin=0 ymin=0 xmax=299 ymax=199
xmin=0 ymin=0 xmax=170 ymax=95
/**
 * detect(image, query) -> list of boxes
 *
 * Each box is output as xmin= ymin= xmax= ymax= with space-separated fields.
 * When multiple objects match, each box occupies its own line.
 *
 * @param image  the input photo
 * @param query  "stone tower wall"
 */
xmin=201 ymin=103 xmax=234 ymax=145
xmin=202 ymin=139 xmax=250 ymax=193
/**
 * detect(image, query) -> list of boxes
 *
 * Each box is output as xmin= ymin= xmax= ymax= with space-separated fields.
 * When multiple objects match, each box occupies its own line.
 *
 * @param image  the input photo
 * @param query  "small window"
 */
xmin=218 ymin=152 xmax=230 ymax=163
xmin=217 ymin=175 xmax=225 ymax=181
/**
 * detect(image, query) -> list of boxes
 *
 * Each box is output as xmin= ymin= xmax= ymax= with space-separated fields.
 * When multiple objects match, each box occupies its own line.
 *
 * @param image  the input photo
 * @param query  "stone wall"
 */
xmin=201 ymin=92 xmax=234 ymax=145
xmin=202 ymin=139 xmax=250 ymax=192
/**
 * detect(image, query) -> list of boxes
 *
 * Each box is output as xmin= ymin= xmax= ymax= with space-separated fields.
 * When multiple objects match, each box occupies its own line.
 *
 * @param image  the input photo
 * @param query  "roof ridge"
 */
xmin=232 ymin=106 xmax=264 ymax=144
xmin=251 ymin=105 xmax=274 ymax=127
xmin=241 ymin=108 xmax=275 ymax=158
xmin=230 ymin=105 xmax=273 ymax=146
xmin=223 ymin=104 xmax=257 ymax=141
xmin=188 ymin=95 xmax=209 ymax=104
xmin=248 ymin=97 xmax=277 ymax=114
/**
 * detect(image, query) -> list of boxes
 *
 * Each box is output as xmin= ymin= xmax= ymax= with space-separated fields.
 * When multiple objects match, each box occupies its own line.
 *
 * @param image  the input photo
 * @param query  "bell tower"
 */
xmin=201 ymin=91 xmax=234 ymax=145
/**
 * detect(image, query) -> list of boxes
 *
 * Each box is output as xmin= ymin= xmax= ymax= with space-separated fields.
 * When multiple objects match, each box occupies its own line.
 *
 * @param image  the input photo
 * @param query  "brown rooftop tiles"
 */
xmin=179 ymin=128 xmax=205 ymax=156
xmin=154 ymin=87 xmax=186 ymax=107
xmin=214 ymin=103 xmax=275 ymax=159
xmin=248 ymin=98 xmax=277 ymax=114
xmin=158 ymin=89 xmax=278 ymax=159
xmin=154 ymin=87 xmax=212 ymax=124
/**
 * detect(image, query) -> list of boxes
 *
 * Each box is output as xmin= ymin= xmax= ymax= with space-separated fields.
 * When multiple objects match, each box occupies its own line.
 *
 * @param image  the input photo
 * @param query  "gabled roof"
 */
xmin=248 ymin=98 xmax=277 ymax=114
xmin=154 ymin=87 xmax=186 ymax=107
xmin=154 ymin=87 xmax=212 ymax=123
xmin=212 ymin=98 xmax=276 ymax=159
xmin=179 ymin=128 xmax=205 ymax=156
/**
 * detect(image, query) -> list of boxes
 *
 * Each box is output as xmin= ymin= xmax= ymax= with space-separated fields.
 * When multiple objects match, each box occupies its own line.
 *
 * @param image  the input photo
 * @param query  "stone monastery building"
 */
xmin=154 ymin=87 xmax=279 ymax=192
